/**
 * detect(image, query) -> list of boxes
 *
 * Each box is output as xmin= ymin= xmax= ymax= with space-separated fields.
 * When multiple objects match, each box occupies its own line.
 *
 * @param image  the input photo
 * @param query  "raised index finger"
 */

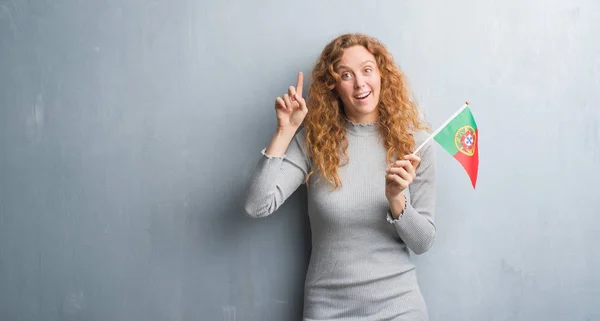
xmin=296 ymin=72 xmax=304 ymax=97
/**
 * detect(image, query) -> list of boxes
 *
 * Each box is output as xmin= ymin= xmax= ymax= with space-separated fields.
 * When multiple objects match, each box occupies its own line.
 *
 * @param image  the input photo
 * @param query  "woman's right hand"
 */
xmin=275 ymin=72 xmax=308 ymax=130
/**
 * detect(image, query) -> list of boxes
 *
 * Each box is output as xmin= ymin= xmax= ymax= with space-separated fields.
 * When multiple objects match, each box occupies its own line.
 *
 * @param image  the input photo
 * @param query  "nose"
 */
xmin=354 ymin=74 xmax=366 ymax=89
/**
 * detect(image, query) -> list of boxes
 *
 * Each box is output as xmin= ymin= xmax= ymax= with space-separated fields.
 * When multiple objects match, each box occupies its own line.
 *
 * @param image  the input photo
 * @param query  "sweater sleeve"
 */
xmin=243 ymin=129 xmax=311 ymax=219
xmin=389 ymin=134 xmax=437 ymax=254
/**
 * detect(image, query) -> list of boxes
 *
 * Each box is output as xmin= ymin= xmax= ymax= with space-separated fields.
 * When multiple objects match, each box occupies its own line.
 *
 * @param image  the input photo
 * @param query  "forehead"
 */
xmin=336 ymin=45 xmax=376 ymax=69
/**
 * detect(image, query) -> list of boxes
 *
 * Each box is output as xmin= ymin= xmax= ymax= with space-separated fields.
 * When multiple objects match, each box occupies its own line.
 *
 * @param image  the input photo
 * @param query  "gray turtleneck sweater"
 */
xmin=244 ymin=119 xmax=437 ymax=321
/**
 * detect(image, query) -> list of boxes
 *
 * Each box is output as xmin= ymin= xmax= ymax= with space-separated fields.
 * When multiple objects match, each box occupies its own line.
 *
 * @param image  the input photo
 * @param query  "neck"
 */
xmin=344 ymin=117 xmax=379 ymax=136
xmin=344 ymin=113 xmax=378 ymax=124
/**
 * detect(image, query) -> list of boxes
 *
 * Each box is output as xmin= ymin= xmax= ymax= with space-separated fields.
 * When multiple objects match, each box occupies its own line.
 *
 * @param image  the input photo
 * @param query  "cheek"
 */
xmin=372 ymin=75 xmax=382 ymax=90
xmin=371 ymin=79 xmax=382 ymax=96
xmin=337 ymin=83 xmax=354 ymax=98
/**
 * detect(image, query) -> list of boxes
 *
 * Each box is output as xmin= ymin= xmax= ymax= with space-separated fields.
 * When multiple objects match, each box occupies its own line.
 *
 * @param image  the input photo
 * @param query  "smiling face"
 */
xmin=334 ymin=45 xmax=382 ymax=124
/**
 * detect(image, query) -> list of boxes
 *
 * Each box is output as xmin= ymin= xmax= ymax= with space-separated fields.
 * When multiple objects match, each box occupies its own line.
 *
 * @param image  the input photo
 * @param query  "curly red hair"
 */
xmin=304 ymin=33 xmax=430 ymax=189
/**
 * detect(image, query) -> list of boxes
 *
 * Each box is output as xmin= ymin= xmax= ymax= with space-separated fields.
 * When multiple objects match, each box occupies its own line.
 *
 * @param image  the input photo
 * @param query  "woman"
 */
xmin=244 ymin=33 xmax=436 ymax=321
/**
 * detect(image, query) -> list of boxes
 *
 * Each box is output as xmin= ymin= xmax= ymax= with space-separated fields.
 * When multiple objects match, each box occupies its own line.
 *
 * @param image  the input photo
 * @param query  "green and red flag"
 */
xmin=415 ymin=102 xmax=479 ymax=188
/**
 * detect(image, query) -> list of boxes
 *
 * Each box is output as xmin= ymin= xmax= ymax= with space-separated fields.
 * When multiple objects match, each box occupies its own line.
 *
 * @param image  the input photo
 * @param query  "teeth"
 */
xmin=356 ymin=92 xmax=370 ymax=99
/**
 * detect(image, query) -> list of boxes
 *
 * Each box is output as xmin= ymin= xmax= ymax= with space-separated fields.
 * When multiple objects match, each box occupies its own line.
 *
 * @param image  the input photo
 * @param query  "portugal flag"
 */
xmin=434 ymin=103 xmax=479 ymax=188
xmin=415 ymin=103 xmax=479 ymax=188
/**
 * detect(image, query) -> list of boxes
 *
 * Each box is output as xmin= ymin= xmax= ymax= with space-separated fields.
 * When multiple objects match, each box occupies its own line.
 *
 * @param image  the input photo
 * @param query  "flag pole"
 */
xmin=413 ymin=102 xmax=470 ymax=155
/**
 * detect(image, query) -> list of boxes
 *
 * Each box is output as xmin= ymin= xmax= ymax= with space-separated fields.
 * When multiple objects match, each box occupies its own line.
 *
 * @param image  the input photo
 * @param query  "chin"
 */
xmin=347 ymin=106 xmax=378 ymax=121
xmin=357 ymin=101 xmax=378 ymax=113
xmin=343 ymin=97 xmax=380 ymax=121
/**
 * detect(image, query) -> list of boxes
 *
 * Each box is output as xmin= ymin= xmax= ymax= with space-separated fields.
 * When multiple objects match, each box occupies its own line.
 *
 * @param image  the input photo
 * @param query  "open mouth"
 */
xmin=354 ymin=91 xmax=371 ymax=100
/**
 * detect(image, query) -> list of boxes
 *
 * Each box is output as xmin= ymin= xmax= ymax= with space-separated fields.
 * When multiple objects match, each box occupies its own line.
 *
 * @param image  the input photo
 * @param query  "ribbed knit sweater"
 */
xmin=244 ymin=119 xmax=437 ymax=321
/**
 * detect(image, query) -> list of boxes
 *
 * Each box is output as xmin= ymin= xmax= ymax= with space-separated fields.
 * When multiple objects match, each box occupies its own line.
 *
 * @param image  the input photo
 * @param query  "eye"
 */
xmin=364 ymin=67 xmax=373 ymax=73
xmin=341 ymin=72 xmax=353 ymax=80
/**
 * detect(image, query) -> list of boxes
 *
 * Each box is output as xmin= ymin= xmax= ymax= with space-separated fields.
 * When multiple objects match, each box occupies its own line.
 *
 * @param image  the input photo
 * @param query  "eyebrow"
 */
xmin=336 ymin=60 xmax=376 ymax=70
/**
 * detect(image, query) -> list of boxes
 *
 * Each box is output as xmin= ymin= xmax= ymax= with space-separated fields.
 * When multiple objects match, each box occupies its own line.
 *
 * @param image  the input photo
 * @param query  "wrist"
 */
xmin=388 ymin=194 xmax=406 ymax=219
xmin=276 ymin=125 xmax=298 ymax=135
xmin=265 ymin=127 xmax=297 ymax=157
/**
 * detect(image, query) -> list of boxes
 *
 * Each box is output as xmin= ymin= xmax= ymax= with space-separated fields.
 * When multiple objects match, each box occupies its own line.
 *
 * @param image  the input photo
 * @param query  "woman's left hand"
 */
xmin=385 ymin=154 xmax=421 ymax=201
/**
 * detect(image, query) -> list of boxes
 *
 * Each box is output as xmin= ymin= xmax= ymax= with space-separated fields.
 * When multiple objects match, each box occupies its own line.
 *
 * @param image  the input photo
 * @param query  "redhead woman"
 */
xmin=244 ymin=33 xmax=436 ymax=321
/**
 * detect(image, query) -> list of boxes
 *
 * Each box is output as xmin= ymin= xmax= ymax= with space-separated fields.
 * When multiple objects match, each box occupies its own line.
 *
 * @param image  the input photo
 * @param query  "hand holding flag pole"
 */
xmin=413 ymin=102 xmax=479 ymax=189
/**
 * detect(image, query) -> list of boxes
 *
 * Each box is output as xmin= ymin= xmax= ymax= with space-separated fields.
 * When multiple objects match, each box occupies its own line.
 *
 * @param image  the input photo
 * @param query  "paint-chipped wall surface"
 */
xmin=1 ymin=0 xmax=599 ymax=320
